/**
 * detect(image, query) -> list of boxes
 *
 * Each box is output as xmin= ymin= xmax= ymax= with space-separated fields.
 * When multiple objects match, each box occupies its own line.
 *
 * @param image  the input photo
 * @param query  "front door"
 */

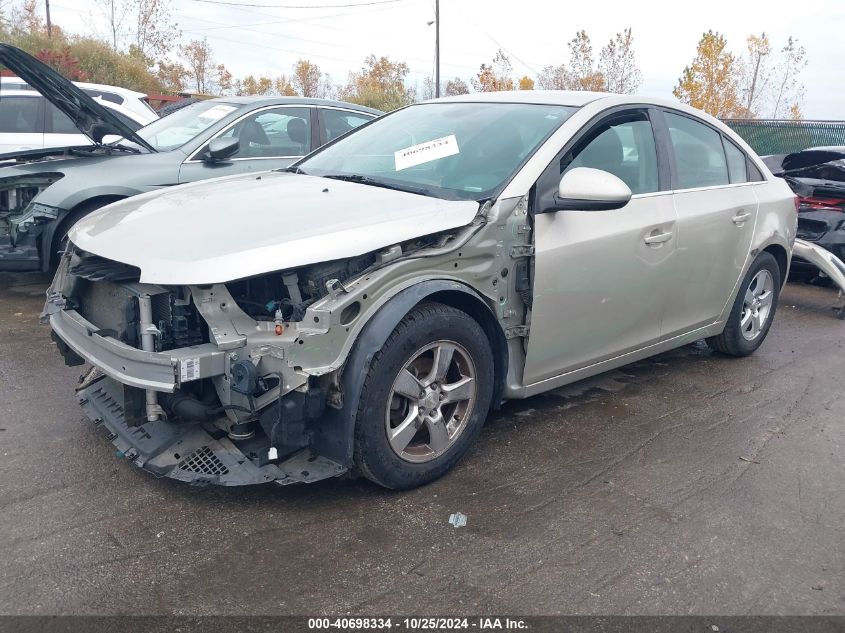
xmin=179 ymin=105 xmax=315 ymax=183
xmin=658 ymin=110 xmax=760 ymax=336
xmin=523 ymin=109 xmax=677 ymax=386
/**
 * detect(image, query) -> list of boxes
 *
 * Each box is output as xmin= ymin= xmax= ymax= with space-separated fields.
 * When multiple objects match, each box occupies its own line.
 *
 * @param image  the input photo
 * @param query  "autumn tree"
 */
xmin=444 ymin=77 xmax=469 ymax=96
xmin=598 ymin=28 xmax=641 ymax=94
xmin=340 ymin=54 xmax=413 ymax=111
xmin=537 ymin=63 xmax=571 ymax=90
xmin=568 ymin=30 xmax=604 ymax=91
xmin=236 ymin=75 xmax=273 ymax=96
xmin=771 ymin=36 xmax=807 ymax=119
xmin=518 ymin=75 xmax=534 ymax=90
xmin=673 ymin=30 xmax=742 ymax=118
xmin=132 ymin=0 xmax=179 ymax=60
xmin=94 ymin=0 xmax=127 ymax=51
xmin=737 ymin=33 xmax=771 ymax=117
xmin=274 ymin=75 xmax=298 ymax=96
xmin=0 ymin=3 xmax=166 ymax=94
xmin=180 ymin=38 xmax=215 ymax=93
xmin=292 ymin=59 xmax=325 ymax=98
xmin=35 ymin=47 xmax=89 ymax=80
xmin=420 ymin=76 xmax=436 ymax=100
xmin=472 ymin=49 xmax=514 ymax=92
xmin=95 ymin=0 xmax=177 ymax=58
xmin=155 ymin=59 xmax=189 ymax=92
xmin=214 ymin=63 xmax=233 ymax=95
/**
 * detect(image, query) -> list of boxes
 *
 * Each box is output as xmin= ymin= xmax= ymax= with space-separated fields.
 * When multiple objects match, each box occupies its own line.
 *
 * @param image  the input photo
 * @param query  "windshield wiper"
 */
xmin=283 ymin=166 xmax=306 ymax=174
xmin=321 ymin=173 xmax=432 ymax=197
xmin=69 ymin=142 xmax=142 ymax=156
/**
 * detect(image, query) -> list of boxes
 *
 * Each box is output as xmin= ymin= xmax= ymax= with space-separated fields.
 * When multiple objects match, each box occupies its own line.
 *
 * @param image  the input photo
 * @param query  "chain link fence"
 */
xmin=722 ymin=119 xmax=845 ymax=155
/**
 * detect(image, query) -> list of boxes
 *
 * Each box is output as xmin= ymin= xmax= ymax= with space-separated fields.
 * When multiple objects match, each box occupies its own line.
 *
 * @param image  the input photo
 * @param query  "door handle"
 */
xmin=644 ymin=231 xmax=673 ymax=245
xmin=732 ymin=211 xmax=751 ymax=224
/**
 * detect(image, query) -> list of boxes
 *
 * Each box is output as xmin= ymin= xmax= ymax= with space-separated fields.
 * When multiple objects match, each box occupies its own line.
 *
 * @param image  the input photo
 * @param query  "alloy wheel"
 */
xmin=740 ymin=269 xmax=774 ymax=341
xmin=385 ymin=341 xmax=477 ymax=463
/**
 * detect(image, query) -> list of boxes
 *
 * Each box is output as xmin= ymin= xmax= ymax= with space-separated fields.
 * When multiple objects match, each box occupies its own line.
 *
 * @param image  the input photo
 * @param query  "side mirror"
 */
xmin=204 ymin=137 xmax=240 ymax=162
xmin=540 ymin=167 xmax=632 ymax=213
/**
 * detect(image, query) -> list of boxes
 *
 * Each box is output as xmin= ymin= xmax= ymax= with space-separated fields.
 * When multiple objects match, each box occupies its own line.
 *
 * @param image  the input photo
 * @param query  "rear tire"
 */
xmin=353 ymin=302 xmax=494 ymax=490
xmin=707 ymin=252 xmax=781 ymax=356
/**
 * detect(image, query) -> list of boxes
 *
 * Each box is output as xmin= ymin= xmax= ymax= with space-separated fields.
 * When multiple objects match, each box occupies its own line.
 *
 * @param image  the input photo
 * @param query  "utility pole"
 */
xmin=45 ymin=0 xmax=52 ymax=38
xmin=434 ymin=0 xmax=440 ymax=98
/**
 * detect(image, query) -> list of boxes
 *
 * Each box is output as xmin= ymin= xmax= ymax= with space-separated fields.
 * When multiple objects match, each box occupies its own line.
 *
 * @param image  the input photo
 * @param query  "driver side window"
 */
xmin=218 ymin=106 xmax=312 ymax=159
xmin=561 ymin=114 xmax=659 ymax=195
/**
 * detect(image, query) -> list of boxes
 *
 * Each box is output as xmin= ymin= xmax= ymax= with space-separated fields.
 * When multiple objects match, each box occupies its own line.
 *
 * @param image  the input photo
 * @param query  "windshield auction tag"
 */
xmin=395 ymin=134 xmax=459 ymax=171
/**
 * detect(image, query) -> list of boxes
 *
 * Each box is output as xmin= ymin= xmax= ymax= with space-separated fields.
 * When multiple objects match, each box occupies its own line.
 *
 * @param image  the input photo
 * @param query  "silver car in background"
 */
xmin=44 ymin=91 xmax=797 ymax=489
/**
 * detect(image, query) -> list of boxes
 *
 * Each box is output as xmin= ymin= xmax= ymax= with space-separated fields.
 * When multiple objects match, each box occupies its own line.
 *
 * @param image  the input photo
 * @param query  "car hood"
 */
xmin=0 ymin=44 xmax=155 ymax=152
xmin=69 ymin=171 xmax=481 ymax=284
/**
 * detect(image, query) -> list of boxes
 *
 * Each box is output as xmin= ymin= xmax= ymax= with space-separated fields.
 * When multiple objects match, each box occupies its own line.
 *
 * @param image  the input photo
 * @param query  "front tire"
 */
xmin=707 ymin=252 xmax=781 ymax=356
xmin=353 ymin=302 xmax=494 ymax=489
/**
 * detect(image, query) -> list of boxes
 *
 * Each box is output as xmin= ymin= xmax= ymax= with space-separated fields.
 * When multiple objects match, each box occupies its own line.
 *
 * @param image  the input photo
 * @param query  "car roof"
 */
xmin=421 ymin=90 xmax=709 ymax=112
xmin=1 ymin=76 xmax=147 ymax=99
xmin=429 ymin=90 xmax=611 ymax=107
xmin=211 ymin=95 xmax=382 ymax=115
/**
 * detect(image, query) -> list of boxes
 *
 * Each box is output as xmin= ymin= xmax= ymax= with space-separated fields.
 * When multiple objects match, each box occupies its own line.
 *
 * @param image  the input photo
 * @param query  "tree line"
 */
xmin=0 ymin=0 xmax=808 ymax=119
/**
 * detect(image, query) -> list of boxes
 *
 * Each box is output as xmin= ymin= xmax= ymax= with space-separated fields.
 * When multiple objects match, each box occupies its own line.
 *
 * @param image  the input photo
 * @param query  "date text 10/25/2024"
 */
xmin=307 ymin=617 xmax=529 ymax=630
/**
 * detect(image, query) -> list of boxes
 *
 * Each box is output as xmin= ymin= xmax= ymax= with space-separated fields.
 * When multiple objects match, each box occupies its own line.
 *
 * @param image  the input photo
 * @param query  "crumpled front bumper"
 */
xmin=49 ymin=306 xmax=224 ymax=392
xmin=79 ymin=373 xmax=346 ymax=486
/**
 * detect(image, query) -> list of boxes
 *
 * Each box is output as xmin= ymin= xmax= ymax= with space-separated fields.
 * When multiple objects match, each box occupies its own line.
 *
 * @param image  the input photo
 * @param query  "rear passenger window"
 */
xmin=46 ymin=103 xmax=79 ymax=134
xmin=0 ymin=96 xmax=42 ymax=133
xmin=562 ymin=115 xmax=659 ymax=195
xmin=723 ymin=138 xmax=748 ymax=183
xmin=664 ymin=112 xmax=729 ymax=189
xmin=322 ymin=108 xmax=373 ymax=142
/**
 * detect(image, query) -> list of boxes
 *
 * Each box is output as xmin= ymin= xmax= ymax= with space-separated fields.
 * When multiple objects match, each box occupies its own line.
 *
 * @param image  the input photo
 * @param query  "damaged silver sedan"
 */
xmin=44 ymin=92 xmax=797 ymax=489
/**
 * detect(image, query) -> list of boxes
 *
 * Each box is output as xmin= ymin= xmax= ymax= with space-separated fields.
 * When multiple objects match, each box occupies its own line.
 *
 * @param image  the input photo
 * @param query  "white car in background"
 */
xmin=2 ymin=77 xmax=157 ymax=123
xmin=0 ymin=79 xmax=158 ymax=153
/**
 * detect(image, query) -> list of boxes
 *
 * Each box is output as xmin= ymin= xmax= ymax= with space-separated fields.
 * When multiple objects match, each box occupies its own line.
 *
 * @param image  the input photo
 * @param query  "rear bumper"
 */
xmin=79 ymin=374 xmax=346 ymax=486
xmin=49 ymin=307 xmax=225 ymax=392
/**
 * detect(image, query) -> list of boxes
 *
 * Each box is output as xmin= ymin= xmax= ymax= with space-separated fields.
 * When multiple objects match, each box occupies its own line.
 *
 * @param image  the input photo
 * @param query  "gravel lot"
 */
xmin=1 ymin=272 xmax=843 ymax=615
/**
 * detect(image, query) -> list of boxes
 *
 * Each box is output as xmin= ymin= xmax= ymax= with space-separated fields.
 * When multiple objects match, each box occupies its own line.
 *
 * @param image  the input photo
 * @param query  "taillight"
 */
xmin=797 ymin=195 xmax=845 ymax=211
xmin=794 ymin=196 xmax=800 ymax=213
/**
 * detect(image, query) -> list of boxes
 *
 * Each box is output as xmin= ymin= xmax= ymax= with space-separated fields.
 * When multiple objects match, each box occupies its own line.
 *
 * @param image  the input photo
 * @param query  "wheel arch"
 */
xmin=312 ymin=279 xmax=507 ymax=467
xmin=42 ymin=195 xmax=126 ymax=270
xmin=762 ymin=243 xmax=789 ymax=288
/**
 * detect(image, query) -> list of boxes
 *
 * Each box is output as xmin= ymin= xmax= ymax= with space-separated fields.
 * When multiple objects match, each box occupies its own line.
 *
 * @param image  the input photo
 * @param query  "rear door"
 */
xmin=658 ymin=110 xmax=760 ymax=335
xmin=179 ymin=105 xmax=315 ymax=183
xmin=43 ymin=101 xmax=91 ymax=148
xmin=522 ymin=108 xmax=678 ymax=385
xmin=0 ymin=94 xmax=44 ymax=152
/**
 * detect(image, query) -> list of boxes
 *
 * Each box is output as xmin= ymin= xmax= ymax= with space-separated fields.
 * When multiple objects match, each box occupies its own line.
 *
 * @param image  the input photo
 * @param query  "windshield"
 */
xmin=296 ymin=102 xmax=577 ymax=200
xmin=135 ymin=101 xmax=239 ymax=151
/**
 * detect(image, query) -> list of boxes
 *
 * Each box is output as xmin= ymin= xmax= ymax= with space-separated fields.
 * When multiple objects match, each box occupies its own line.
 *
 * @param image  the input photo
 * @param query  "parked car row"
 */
xmin=0 ymin=44 xmax=812 ymax=491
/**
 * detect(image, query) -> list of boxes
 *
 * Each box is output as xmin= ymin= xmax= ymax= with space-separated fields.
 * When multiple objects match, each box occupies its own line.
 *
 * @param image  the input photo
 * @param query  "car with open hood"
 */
xmin=44 ymin=90 xmax=797 ymax=489
xmin=763 ymin=146 xmax=845 ymax=274
xmin=0 ymin=44 xmax=380 ymax=272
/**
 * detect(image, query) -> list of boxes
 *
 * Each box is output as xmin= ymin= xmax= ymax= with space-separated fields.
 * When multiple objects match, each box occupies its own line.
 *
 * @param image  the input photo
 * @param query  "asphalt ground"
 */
xmin=0 ymin=272 xmax=843 ymax=616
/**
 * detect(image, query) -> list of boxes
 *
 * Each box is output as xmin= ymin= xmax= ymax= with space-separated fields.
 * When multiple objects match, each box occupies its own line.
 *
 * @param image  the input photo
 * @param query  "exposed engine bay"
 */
xmin=43 ymin=220 xmax=486 ymax=486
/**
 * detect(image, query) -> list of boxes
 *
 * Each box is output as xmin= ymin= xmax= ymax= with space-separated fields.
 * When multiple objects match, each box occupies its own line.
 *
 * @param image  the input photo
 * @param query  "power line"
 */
xmin=189 ymin=0 xmax=402 ymax=8
xmin=444 ymin=0 xmax=539 ymax=76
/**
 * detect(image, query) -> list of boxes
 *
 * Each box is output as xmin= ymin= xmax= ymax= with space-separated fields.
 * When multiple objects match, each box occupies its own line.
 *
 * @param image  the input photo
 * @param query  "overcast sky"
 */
xmin=48 ymin=0 xmax=845 ymax=118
